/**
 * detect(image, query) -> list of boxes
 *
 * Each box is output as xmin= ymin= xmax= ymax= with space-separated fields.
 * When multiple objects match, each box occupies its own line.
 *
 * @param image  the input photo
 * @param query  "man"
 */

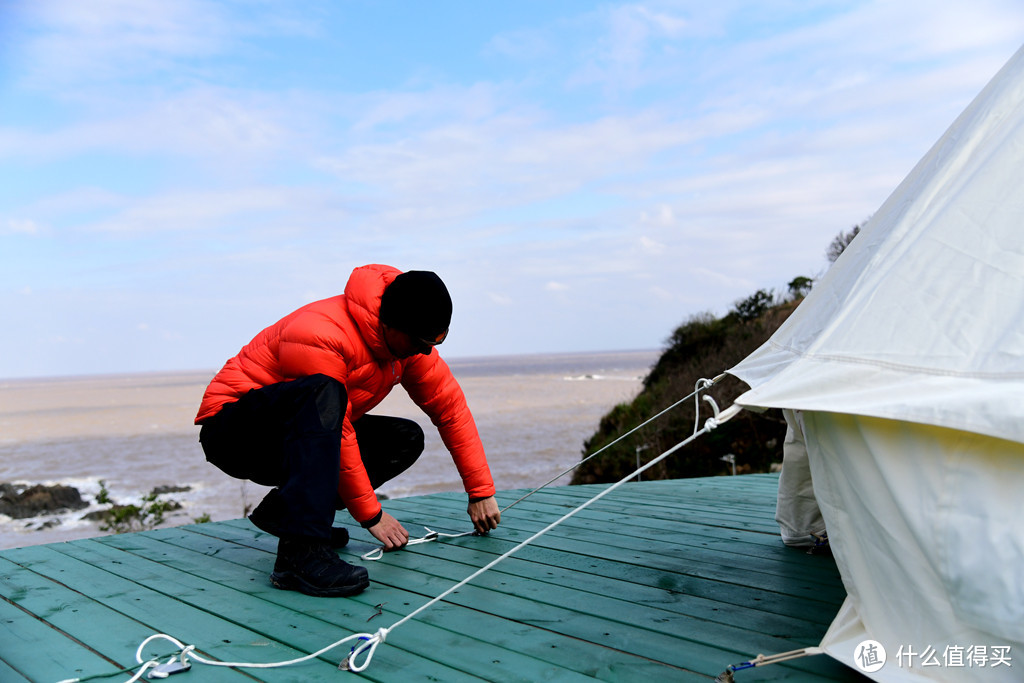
xmin=195 ymin=264 xmax=501 ymax=598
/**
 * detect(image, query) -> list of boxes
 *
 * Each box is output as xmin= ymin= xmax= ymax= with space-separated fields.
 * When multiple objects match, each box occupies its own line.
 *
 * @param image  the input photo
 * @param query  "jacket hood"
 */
xmin=344 ymin=264 xmax=402 ymax=360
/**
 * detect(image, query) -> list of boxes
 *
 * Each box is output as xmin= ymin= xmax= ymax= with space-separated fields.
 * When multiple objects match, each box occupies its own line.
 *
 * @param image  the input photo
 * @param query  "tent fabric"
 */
xmin=731 ymin=44 xmax=1024 ymax=446
xmin=801 ymin=411 xmax=1022 ymax=682
xmin=728 ymin=44 xmax=1024 ymax=681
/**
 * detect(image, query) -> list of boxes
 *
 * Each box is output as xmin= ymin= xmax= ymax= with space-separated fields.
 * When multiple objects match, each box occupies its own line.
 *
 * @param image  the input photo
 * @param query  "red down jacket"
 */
xmin=195 ymin=264 xmax=495 ymax=524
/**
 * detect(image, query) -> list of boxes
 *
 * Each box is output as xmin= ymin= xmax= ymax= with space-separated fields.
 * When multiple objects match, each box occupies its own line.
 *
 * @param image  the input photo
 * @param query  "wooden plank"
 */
xmin=49 ymin=536 xmax=489 ymax=683
xmin=533 ymin=484 xmax=787 ymax=528
xmin=384 ymin=495 xmax=847 ymax=598
xmin=529 ymin=481 xmax=788 ymax=528
xmin=2 ymin=553 xmax=215 ymax=682
xmin=0 ymin=475 xmax=863 ymax=682
xmin=543 ymin=476 xmax=783 ymax=502
xmin=181 ymin=522 xmax=708 ymax=681
xmin=1 ymin=545 xmax=307 ymax=682
xmin=207 ymin=507 xmax=849 ymax=679
xmin=350 ymin=545 xmax=843 ymax=680
xmin=487 ymin=484 xmax=782 ymax=533
xmin=486 ymin=497 xmax=838 ymax=584
xmin=431 ymin=486 xmax=793 ymax=544
xmin=97 ymin=528 xmax=626 ymax=683
xmin=347 ymin=495 xmax=835 ymax=594
xmin=150 ymin=524 xmax=708 ymax=681
xmin=0 ymin=657 xmax=31 ymax=683
xmin=528 ymin=484 xmax=785 ymax=528
xmin=322 ymin=508 xmax=838 ymax=631
xmin=0 ymin=589 xmax=120 ymax=683
xmin=404 ymin=491 xmax=826 ymax=566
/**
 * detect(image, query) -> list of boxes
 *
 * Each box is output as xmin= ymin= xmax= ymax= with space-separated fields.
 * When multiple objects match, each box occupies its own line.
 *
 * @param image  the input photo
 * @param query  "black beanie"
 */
xmin=379 ymin=270 xmax=452 ymax=342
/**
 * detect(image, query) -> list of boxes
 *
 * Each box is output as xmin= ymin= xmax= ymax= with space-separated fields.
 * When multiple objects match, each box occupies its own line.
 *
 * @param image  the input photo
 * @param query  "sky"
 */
xmin=2 ymin=1 xmax=1023 ymax=379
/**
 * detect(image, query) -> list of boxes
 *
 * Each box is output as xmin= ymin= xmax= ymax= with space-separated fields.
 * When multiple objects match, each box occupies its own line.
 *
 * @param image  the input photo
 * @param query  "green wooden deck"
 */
xmin=0 ymin=474 xmax=864 ymax=682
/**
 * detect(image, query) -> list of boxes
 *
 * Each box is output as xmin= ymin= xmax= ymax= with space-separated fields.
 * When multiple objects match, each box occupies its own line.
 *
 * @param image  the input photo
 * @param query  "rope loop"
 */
xmin=693 ymin=376 xmax=726 ymax=435
xmin=702 ymin=395 xmax=723 ymax=429
xmin=705 ymin=403 xmax=743 ymax=432
xmin=136 ymin=634 xmax=187 ymax=664
xmin=342 ymin=628 xmax=389 ymax=672
xmin=361 ymin=526 xmax=474 ymax=561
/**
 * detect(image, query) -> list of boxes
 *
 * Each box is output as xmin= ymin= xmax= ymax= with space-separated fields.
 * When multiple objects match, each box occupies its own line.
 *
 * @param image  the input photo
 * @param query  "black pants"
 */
xmin=199 ymin=374 xmax=423 ymax=540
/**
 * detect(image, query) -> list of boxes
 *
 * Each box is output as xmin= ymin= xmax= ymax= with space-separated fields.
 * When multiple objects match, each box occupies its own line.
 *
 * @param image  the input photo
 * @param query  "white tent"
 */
xmin=729 ymin=45 xmax=1024 ymax=682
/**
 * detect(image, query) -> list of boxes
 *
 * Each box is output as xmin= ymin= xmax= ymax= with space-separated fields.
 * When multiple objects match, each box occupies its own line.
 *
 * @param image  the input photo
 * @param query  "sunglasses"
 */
xmin=416 ymin=328 xmax=449 ymax=348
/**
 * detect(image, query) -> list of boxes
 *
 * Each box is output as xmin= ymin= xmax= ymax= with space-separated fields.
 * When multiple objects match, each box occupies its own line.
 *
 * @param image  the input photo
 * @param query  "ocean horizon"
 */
xmin=0 ymin=349 xmax=659 ymax=550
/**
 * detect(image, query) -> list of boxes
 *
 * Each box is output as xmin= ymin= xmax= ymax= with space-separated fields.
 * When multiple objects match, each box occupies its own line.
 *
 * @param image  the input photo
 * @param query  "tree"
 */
xmin=732 ymin=289 xmax=775 ymax=322
xmin=787 ymin=276 xmax=813 ymax=300
xmin=826 ymin=222 xmax=866 ymax=263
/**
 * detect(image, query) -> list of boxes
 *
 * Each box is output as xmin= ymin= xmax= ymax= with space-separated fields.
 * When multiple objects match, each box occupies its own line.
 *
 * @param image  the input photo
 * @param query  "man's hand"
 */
xmin=368 ymin=511 xmax=409 ymax=551
xmin=468 ymin=496 xmax=501 ymax=534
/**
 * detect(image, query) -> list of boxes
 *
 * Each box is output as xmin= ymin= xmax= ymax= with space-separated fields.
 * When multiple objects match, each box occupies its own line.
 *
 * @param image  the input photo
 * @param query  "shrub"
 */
xmin=572 ymin=298 xmax=798 ymax=485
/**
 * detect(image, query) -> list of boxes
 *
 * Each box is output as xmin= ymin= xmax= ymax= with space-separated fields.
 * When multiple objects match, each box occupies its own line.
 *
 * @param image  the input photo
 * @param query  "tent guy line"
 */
xmin=60 ymin=381 xmax=742 ymax=682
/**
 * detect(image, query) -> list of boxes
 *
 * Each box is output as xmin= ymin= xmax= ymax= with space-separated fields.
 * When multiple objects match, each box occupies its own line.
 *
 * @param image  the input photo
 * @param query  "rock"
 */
xmin=82 ymin=499 xmax=183 ymax=520
xmin=81 ymin=508 xmax=113 ymax=522
xmin=0 ymin=482 xmax=89 ymax=519
xmin=32 ymin=519 xmax=62 ymax=530
xmin=151 ymin=484 xmax=191 ymax=495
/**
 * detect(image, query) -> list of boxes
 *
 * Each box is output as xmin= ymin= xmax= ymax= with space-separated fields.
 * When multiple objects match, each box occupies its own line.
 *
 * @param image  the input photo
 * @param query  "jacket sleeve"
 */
xmin=276 ymin=313 xmax=382 ymax=524
xmin=402 ymin=353 xmax=496 ymax=500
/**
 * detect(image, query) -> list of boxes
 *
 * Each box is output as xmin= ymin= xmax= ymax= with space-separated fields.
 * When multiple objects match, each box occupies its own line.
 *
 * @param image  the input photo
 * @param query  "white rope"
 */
xmin=342 ymin=400 xmax=744 ymax=672
xmin=106 ymin=627 xmax=390 ymax=682
xmin=499 ymin=373 xmax=728 ymax=513
xmin=66 ymin=381 xmax=738 ymax=682
xmin=716 ymin=646 xmax=824 ymax=681
xmin=362 ymin=375 xmax=730 ymax=561
xmin=360 ymin=526 xmax=474 ymax=561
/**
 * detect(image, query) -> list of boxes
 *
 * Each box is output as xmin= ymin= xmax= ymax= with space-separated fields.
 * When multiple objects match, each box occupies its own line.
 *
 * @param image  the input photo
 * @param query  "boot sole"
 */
xmin=270 ymin=569 xmax=369 ymax=597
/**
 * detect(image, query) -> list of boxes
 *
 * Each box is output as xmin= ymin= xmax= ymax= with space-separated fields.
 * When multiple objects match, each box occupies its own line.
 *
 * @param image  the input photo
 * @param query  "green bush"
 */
xmin=571 ymin=297 xmax=800 ymax=485
xmin=93 ymin=480 xmax=203 ymax=533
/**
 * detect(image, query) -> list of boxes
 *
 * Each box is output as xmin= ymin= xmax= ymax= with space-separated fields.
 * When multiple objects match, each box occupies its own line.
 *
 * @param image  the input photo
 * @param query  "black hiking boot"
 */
xmin=270 ymin=538 xmax=369 ymax=597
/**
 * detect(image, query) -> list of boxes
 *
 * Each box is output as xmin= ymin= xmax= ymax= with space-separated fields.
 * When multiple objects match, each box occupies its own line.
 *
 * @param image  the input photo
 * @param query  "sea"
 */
xmin=0 ymin=350 xmax=658 ymax=550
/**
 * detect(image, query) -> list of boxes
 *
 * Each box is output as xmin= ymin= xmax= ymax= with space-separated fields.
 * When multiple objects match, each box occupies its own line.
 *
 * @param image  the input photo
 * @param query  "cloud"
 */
xmin=0 ymin=87 xmax=304 ymax=167
xmin=4 ymin=1 xmax=1024 ymax=378
xmin=487 ymin=292 xmax=513 ymax=306
xmin=640 ymin=205 xmax=674 ymax=228
xmin=3 ymin=218 xmax=40 ymax=235
xmin=14 ymin=0 xmax=232 ymax=89
xmin=639 ymin=236 xmax=666 ymax=254
xmin=568 ymin=2 xmax=695 ymax=92
xmin=316 ymin=105 xmax=734 ymax=227
xmin=348 ymin=82 xmax=509 ymax=132
xmin=12 ymin=0 xmax=320 ymax=92
xmin=648 ymin=285 xmax=674 ymax=301
xmin=11 ymin=187 xmax=126 ymax=227
xmin=485 ymin=27 xmax=556 ymax=62
xmin=78 ymin=186 xmax=332 ymax=235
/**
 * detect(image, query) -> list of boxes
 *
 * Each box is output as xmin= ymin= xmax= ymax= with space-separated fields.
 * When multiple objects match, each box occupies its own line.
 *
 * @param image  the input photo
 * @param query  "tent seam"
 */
xmin=763 ymin=340 xmax=1024 ymax=380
